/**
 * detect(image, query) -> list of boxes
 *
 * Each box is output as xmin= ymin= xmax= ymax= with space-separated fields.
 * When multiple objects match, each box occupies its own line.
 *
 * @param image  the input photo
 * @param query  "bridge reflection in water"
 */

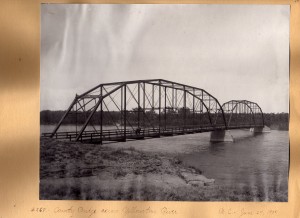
xmin=41 ymin=79 xmax=269 ymax=143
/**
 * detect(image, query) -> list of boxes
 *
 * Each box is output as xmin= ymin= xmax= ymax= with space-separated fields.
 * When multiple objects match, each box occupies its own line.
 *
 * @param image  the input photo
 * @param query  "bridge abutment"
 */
xmin=210 ymin=130 xmax=234 ymax=142
xmin=250 ymin=126 xmax=271 ymax=133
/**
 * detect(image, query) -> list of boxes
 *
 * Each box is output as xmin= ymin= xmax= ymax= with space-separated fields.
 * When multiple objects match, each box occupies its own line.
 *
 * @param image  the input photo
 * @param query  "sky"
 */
xmin=41 ymin=4 xmax=290 ymax=113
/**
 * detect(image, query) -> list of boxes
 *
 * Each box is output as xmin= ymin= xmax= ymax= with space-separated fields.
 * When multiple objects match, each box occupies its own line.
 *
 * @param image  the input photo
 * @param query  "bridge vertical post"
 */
xmin=172 ymin=84 xmax=174 ymax=109
xmin=164 ymin=86 xmax=167 ymax=131
xmin=200 ymin=91 xmax=203 ymax=128
xmin=152 ymin=84 xmax=154 ymax=109
xmin=152 ymin=84 xmax=155 ymax=134
xmin=138 ymin=82 xmax=140 ymax=128
xmin=121 ymin=85 xmax=123 ymax=126
xmin=232 ymin=101 xmax=234 ymax=126
xmin=183 ymin=86 xmax=186 ymax=133
xmin=208 ymin=96 xmax=210 ymax=112
xmin=251 ymin=103 xmax=255 ymax=125
xmin=143 ymin=82 xmax=145 ymax=131
xmin=175 ymin=89 xmax=178 ymax=128
xmin=124 ymin=85 xmax=127 ymax=142
xmin=159 ymin=81 xmax=161 ymax=136
xmin=175 ymin=89 xmax=177 ymax=109
xmin=171 ymin=84 xmax=174 ymax=128
xmin=239 ymin=103 xmax=241 ymax=126
xmin=193 ymin=88 xmax=195 ymax=128
xmin=100 ymin=86 xmax=103 ymax=144
xmin=244 ymin=103 xmax=246 ymax=125
xmin=83 ymin=99 xmax=85 ymax=113
xmin=75 ymin=100 xmax=77 ymax=134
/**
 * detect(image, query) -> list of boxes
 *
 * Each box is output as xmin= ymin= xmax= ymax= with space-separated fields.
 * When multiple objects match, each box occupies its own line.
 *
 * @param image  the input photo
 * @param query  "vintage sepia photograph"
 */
xmin=40 ymin=4 xmax=289 ymax=201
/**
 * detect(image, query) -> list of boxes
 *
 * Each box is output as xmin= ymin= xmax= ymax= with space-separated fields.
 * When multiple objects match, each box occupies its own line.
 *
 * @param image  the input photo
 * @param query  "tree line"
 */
xmin=263 ymin=113 xmax=289 ymax=130
xmin=40 ymin=110 xmax=289 ymax=130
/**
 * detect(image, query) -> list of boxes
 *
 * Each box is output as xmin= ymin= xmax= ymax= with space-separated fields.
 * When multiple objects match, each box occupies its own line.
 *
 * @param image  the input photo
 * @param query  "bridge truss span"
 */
xmin=42 ymin=80 xmax=268 ymax=143
xmin=45 ymin=79 xmax=228 ymax=143
xmin=222 ymin=100 xmax=264 ymax=129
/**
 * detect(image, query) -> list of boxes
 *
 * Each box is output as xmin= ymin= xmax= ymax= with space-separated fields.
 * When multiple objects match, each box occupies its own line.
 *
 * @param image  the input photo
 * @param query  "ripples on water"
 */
xmin=180 ymin=129 xmax=289 ymax=200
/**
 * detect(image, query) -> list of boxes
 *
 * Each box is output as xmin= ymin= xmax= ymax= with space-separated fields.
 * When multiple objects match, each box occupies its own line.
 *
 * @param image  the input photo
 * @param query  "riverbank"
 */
xmin=40 ymin=138 xmax=287 ymax=201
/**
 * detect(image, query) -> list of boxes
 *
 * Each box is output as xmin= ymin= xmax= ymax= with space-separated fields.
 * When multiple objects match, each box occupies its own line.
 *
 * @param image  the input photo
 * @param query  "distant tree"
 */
xmin=40 ymin=110 xmax=289 ymax=130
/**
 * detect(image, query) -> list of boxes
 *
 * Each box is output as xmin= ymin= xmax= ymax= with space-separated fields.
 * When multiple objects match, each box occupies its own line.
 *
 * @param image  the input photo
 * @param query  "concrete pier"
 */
xmin=210 ymin=130 xmax=234 ymax=142
xmin=250 ymin=126 xmax=271 ymax=133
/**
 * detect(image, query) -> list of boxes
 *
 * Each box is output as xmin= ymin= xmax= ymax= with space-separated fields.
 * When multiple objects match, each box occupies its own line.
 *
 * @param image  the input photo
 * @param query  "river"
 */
xmin=112 ymin=128 xmax=288 ymax=199
xmin=179 ymin=130 xmax=289 ymax=192
xmin=41 ymin=125 xmax=289 ymax=200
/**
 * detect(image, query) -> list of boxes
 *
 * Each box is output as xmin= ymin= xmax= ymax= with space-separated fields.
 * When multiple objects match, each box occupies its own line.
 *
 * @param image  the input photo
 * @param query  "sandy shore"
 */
xmin=40 ymin=138 xmax=287 ymax=201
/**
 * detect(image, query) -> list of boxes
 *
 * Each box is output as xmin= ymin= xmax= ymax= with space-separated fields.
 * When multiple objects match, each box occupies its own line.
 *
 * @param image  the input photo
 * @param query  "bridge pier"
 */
xmin=250 ymin=126 xmax=271 ymax=133
xmin=210 ymin=130 xmax=234 ymax=142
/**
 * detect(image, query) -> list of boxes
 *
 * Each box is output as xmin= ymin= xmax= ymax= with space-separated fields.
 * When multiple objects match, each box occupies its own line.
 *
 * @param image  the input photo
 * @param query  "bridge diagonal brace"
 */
xmin=75 ymin=84 xmax=125 ymax=141
xmin=50 ymin=97 xmax=77 ymax=137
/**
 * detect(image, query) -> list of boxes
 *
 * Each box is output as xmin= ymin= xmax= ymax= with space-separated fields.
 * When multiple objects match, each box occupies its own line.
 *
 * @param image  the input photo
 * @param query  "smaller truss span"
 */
xmin=222 ymin=100 xmax=264 ymax=129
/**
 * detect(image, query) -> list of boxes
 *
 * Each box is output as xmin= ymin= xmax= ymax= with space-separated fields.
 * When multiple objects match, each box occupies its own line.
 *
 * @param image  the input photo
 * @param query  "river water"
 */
xmin=179 ymin=130 xmax=289 ymax=191
xmin=41 ymin=125 xmax=289 ymax=199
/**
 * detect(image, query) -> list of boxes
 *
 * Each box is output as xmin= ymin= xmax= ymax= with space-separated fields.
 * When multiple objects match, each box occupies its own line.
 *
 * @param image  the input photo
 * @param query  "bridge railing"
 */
xmin=42 ymin=123 xmax=264 ymax=143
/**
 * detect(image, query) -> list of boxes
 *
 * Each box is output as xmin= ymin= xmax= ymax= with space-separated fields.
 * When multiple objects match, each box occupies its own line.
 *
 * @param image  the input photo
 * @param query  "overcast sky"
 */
xmin=41 ymin=4 xmax=290 ymax=113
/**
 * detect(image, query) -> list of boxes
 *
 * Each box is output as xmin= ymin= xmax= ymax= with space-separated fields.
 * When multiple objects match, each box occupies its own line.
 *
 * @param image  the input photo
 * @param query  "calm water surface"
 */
xmin=179 ymin=130 xmax=289 ymax=192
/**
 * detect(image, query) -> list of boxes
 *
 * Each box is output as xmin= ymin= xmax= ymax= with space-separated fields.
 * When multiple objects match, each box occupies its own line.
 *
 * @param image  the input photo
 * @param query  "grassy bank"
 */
xmin=40 ymin=138 xmax=287 ymax=201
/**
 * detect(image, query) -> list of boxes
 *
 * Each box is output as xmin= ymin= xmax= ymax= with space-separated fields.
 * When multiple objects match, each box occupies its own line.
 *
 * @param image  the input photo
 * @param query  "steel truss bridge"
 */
xmin=42 ymin=79 xmax=265 ymax=143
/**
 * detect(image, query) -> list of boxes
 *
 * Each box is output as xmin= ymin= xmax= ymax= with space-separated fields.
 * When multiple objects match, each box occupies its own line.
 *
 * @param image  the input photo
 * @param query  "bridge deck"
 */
xmin=41 ymin=125 xmax=263 ymax=144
